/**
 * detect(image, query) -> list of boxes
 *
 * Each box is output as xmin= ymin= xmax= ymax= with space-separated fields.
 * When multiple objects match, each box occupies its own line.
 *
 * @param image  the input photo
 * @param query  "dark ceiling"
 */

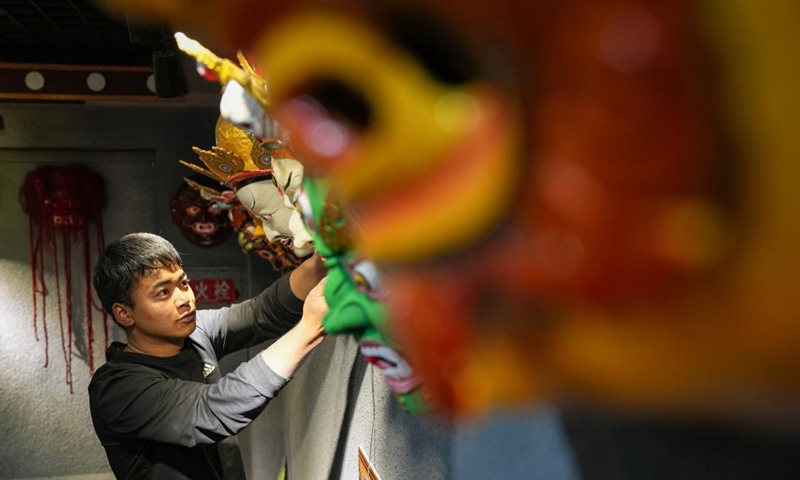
xmin=0 ymin=0 xmax=165 ymax=66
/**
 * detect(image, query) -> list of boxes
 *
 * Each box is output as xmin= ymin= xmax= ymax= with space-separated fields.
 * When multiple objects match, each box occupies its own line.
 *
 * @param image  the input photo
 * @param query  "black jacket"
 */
xmin=89 ymin=274 xmax=303 ymax=479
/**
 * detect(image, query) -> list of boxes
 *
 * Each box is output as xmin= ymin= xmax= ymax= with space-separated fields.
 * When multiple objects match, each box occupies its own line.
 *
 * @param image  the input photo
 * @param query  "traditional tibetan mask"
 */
xmin=170 ymin=180 xmax=233 ymax=248
xmin=228 ymin=203 xmax=304 ymax=274
xmin=294 ymin=176 xmax=428 ymax=414
xmin=20 ymin=164 xmax=107 ymax=230
xmin=181 ymin=117 xmax=315 ymax=259
xmin=214 ymin=72 xmax=310 ymax=255
xmin=233 ymin=158 xmax=314 ymax=258
xmin=180 ymin=176 xmax=307 ymax=274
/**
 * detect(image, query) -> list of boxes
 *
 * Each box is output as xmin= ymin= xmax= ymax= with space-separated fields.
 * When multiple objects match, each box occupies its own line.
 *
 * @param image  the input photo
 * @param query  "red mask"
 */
xmin=21 ymin=164 xmax=106 ymax=231
xmin=20 ymin=164 xmax=109 ymax=392
xmin=170 ymin=181 xmax=233 ymax=248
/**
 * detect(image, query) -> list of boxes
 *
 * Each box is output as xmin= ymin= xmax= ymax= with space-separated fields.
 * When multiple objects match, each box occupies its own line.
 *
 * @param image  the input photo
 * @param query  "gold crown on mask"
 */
xmin=180 ymin=117 xmax=296 ymax=188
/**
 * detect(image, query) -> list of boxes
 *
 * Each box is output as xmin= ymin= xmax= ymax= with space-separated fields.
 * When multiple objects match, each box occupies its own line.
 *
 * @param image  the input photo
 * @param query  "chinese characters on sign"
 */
xmin=190 ymin=278 xmax=239 ymax=305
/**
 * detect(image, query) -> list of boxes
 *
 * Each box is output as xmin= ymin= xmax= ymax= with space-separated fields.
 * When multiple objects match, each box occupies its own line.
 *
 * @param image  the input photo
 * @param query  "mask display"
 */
xmin=181 ymin=165 xmax=309 ymax=276
xmin=173 ymin=36 xmax=427 ymax=412
xmin=181 ymin=116 xmax=315 ymax=259
xmin=169 ymin=177 xmax=234 ymax=248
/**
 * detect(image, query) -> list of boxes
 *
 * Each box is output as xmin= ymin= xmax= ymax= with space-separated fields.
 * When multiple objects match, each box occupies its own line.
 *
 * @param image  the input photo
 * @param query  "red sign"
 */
xmin=190 ymin=278 xmax=239 ymax=304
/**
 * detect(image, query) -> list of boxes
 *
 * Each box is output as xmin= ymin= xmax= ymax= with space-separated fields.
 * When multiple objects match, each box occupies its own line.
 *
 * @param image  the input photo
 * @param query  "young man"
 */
xmin=88 ymin=232 xmax=327 ymax=479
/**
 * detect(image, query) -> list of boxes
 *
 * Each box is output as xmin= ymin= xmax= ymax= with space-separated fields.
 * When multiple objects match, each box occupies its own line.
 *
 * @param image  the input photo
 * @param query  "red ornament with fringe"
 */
xmin=20 ymin=164 xmax=109 ymax=393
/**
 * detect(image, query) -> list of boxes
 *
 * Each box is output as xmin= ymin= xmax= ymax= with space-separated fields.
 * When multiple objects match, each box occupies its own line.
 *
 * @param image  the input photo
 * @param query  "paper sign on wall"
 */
xmin=190 ymin=278 xmax=239 ymax=304
xmin=187 ymin=267 xmax=244 ymax=307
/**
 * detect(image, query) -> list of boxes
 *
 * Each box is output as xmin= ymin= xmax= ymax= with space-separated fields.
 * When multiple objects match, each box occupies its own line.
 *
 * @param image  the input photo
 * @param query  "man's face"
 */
xmin=120 ymin=265 xmax=197 ymax=346
xmin=235 ymin=173 xmax=315 ymax=258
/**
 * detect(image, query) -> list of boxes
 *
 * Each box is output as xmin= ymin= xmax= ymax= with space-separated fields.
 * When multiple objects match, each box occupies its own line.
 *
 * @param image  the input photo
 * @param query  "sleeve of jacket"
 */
xmin=195 ymin=273 xmax=305 ymax=358
xmin=90 ymin=354 xmax=289 ymax=447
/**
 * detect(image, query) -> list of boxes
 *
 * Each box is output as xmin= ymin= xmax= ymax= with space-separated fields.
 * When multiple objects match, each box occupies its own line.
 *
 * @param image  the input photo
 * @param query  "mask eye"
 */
xmin=294 ymin=188 xmax=315 ymax=232
xmin=350 ymin=259 xmax=383 ymax=296
xmin=282 ymin=171 xmax=294 ymax=195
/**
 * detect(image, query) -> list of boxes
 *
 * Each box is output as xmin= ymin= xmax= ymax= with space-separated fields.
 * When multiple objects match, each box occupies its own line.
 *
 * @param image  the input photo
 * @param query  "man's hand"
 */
xmin=289 ymin=253 xmax=327 ymax=300
xmin=261 ymin=276 xmax=328 ymax=378
xmin=300 ymin=276 xmax=328 ymax=334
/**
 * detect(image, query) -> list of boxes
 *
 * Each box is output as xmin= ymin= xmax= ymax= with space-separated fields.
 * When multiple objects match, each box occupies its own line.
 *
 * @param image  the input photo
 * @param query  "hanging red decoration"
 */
xmin=19 ymin=164 xmax=109 ymax=393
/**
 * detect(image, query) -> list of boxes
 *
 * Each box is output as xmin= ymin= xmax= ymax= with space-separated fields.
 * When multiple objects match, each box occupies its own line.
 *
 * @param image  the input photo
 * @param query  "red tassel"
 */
xmin=52 ymin=233 xmax=69 ymax=383
xmin=29 ymin=214 xmax=39 ymax=343
xmin=63 ymin=233 xmax=74 ymax=394
xmin=83 ymin=227 xmax=95 ymax=374
xmin=39 ymin=221 xmax=48 ymax=369
xmin=97 ymin=224 xmax=110 ymax=350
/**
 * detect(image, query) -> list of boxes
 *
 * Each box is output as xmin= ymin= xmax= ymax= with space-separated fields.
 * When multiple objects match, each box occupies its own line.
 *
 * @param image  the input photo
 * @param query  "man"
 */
xmin=88 ymin=232 xmax=327 ymax=479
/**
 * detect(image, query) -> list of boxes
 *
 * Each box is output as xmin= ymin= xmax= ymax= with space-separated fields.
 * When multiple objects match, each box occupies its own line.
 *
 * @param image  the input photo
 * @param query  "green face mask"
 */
xmin=295 ymin=176 xmax=429 ymax=414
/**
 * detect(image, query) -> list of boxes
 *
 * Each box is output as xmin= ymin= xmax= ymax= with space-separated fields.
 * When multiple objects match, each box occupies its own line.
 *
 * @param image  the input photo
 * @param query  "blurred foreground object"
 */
xmin=106 ymin=0 xmax=800 ymax=422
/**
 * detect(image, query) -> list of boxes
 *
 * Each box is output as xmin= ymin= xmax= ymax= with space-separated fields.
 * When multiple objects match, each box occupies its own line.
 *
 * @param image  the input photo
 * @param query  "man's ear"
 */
xmin=112 ymin=303 xmax=134 ymax=328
